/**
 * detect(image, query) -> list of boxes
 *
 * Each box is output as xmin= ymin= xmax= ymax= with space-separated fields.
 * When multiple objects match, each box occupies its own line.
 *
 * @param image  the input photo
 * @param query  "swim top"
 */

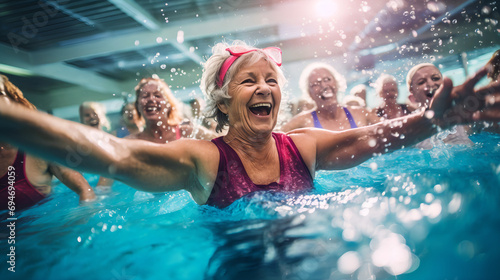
xmin=116 ymin=126 xmax=130 ymax=138
xmin=311 ymin=107 xmax=358 ymax=129
xmin=0 ymin=151 xmax=46 ymax=210
xmin=175 ymin=124 xmax=181 ymax=140
xmin=207 ymin=132 xmax=314 ymax=208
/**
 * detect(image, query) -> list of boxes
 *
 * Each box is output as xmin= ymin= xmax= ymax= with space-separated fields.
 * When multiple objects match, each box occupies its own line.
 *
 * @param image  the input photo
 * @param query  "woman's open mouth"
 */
xmin=249 ymin=103 xmax=272 ymax=116
xmin=426 ymin=88 xmax=436 ymax=98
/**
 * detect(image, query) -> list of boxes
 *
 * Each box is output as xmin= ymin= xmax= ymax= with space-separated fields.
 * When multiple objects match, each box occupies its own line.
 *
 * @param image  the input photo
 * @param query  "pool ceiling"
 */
xmin=0 ymin=0 xmax=498 ymax=110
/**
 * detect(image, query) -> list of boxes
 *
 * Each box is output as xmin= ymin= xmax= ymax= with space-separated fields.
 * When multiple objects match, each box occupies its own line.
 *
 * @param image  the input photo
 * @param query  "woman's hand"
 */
xmin=429 ymin=67 xmax=500 ymax=128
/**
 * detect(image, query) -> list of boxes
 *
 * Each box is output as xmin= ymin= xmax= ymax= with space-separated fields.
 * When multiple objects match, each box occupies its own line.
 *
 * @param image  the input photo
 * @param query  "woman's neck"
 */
xmin=224 ymin=129 xmax=274 ymax=157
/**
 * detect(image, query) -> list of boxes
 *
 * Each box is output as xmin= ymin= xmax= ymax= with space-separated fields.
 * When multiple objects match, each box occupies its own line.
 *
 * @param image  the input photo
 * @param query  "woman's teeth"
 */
xmin=249 ymin=103 xmax=271 ymax=115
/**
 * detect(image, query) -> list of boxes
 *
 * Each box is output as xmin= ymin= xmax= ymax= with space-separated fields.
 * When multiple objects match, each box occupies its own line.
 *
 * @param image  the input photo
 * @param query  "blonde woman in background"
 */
xmin=130 ymin=77 xmax=216 ymax=143
xmin=79 ymin=101 xmax=111 ymax=132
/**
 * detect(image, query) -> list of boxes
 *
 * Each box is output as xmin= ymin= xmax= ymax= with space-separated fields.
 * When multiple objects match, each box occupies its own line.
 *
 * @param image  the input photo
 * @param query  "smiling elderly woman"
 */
xmin=0 ymin=41 xmax=499 ymax=208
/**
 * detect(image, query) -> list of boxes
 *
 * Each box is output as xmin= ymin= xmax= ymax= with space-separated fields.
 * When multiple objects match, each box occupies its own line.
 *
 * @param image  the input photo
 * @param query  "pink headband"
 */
xmin=216 ymin=46 xmax=282 ymax=88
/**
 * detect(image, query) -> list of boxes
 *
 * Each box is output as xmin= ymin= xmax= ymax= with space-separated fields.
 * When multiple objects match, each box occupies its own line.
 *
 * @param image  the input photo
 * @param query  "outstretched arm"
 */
xmin=0 ymin=100 xmax=208 ymax=194
xmin=291 ymin=67 xmax=500 ymax=171
xmin=48 ymin=164 xmax=96 ymax=202
xmin=291 ymin=111 xmax=436 ymax=171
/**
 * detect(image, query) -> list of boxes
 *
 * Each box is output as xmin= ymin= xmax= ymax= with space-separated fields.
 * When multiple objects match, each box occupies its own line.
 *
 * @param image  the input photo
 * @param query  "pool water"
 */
xmin=1 ymin=132 xmax=500 ymax=280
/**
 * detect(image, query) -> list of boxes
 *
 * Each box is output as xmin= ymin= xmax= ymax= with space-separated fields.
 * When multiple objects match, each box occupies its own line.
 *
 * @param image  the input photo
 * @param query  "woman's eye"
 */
xmin=267 ymin=78 xmax=277 ymax=83
xmin=242 ymin=79 xmax=254 ymax=84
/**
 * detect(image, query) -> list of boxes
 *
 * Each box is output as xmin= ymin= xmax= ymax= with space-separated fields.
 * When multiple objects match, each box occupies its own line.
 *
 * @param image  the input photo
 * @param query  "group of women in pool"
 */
xmin=0 ymin=42 xmax=499 ymax=210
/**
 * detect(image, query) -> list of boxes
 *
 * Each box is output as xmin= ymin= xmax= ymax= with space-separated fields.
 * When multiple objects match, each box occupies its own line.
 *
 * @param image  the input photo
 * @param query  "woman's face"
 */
xmin=122 ymin=103 xmax=140 ymax=125
xmin=380 ymin=80 xmax=399 ymax=101
xmin=81 ymin=107 xmax=100 ymax=128
xmin=308 ymin=68 xmax=338 ymax=108
xmin=224 ymin=58 xmax=281 ymax=135
xmin=137 ymin=81 xmax=171 ymax=123
xmin=410 ymin=66 xmax=443 ymax=107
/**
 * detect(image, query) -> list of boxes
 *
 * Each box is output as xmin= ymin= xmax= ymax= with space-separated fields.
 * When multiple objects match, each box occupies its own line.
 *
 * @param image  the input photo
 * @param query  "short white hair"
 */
xmin=298 ymin=62 xmax=347 ymax=102
xmin=349 ymin=84 xmax=367 ymax=96
xmin=373 ymin=73 xmax=398 ymax=96
xmin=406 ymin=63 xmax=439 ymax=92
xmin=342 ymin=95 xmax=366 ymax=107
xmin=200 ymin=40 xmax=286 ymax=133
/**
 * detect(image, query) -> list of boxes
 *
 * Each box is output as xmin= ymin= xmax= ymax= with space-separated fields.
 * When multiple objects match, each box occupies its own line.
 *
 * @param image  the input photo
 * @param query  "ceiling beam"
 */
xmin=108 ymin=0 xmax=162 ymax=30
xmin=28 ymin=0 xmax=315 ymax=65
xmin=108 ymin=0 xmax=204 ymax=65
xmin=0 ymin=43 xmax=128 ymax=94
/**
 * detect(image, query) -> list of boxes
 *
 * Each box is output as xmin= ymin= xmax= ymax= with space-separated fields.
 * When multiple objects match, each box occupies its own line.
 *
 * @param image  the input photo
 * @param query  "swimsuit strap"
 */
xmin=342 ymin=107 xmax=358 ymax=129
xmin=310 ymin=111 xmax=323 ymax=129
xmin=175 ymin=124 xmax=181 ymax=140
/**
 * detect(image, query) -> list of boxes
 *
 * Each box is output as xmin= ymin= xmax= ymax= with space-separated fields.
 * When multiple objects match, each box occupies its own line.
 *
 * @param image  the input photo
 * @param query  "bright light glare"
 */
xmin=315 ymin=0 xmax=337 ymax=19
xmin=338 ymin=251 xmax=361 ymax=274
xmin=372 ymin=232 xmax=413 ymax=275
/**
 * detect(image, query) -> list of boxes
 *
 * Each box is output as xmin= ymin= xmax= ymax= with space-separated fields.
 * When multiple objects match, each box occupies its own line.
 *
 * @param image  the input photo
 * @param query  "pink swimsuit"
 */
xmin=0 ymin=151 xmax=46 ymax=210
xmin=207 ymin=132 xmax=314 ymax=208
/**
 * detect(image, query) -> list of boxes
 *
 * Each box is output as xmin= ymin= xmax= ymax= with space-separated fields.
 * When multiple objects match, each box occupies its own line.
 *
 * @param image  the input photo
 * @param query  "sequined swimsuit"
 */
xmin=207 ymin=132 xmax=314 ymax=208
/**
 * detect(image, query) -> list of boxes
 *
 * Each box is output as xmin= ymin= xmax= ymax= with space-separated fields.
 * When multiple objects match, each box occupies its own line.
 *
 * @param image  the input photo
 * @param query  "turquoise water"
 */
xmin=1 ymin=133 xmax=500 ymax=280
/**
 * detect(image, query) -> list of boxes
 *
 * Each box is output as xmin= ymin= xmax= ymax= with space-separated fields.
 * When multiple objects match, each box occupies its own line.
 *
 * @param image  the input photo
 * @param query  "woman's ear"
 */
xmin=408 ymin=93 xmax=416 ymax=103
xmin=217 ymin=103 xmax=228 ymax=115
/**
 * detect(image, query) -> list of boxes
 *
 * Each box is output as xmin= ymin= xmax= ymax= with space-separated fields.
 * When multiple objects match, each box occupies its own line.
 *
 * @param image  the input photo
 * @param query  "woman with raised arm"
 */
xmin=0 ymin=41 xmax=498 ymax=208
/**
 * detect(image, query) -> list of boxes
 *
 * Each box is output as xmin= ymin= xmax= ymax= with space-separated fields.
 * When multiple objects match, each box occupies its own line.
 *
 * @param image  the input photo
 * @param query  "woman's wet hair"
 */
xmin=134 ymin=77 xmax=182 ymax=126
xmin=200 ymin=40 xmax=286 ymax=133
xmin=0 ymin=74 xmax=36 ymax=110
xmin=298 ymin=62 xmax=347 ymax=102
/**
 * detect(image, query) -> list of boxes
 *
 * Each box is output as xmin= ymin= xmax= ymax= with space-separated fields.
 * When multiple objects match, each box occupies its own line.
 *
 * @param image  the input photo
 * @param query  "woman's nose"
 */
xmin=256 ymin=83 xmax=271 ymax=95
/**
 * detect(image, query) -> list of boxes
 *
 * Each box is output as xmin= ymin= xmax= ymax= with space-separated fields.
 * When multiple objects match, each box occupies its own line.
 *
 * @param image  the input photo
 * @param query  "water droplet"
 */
xmin=424 ymin=110 xmax=435 ymax=119
xmin=177 ymin=30 xmax=184 ymax=43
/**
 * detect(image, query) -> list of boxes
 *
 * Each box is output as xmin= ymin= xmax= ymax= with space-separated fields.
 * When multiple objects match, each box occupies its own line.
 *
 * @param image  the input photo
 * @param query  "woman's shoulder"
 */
xmin=280 ymin=110 xmax=315 ymax=132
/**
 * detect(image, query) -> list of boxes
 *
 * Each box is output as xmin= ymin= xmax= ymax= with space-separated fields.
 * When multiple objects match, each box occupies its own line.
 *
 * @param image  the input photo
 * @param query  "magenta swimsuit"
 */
xmin=207 ymin=132 xmax=314 ymax=208
xmin=0 ymin=151 xmax=46 ymax=210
